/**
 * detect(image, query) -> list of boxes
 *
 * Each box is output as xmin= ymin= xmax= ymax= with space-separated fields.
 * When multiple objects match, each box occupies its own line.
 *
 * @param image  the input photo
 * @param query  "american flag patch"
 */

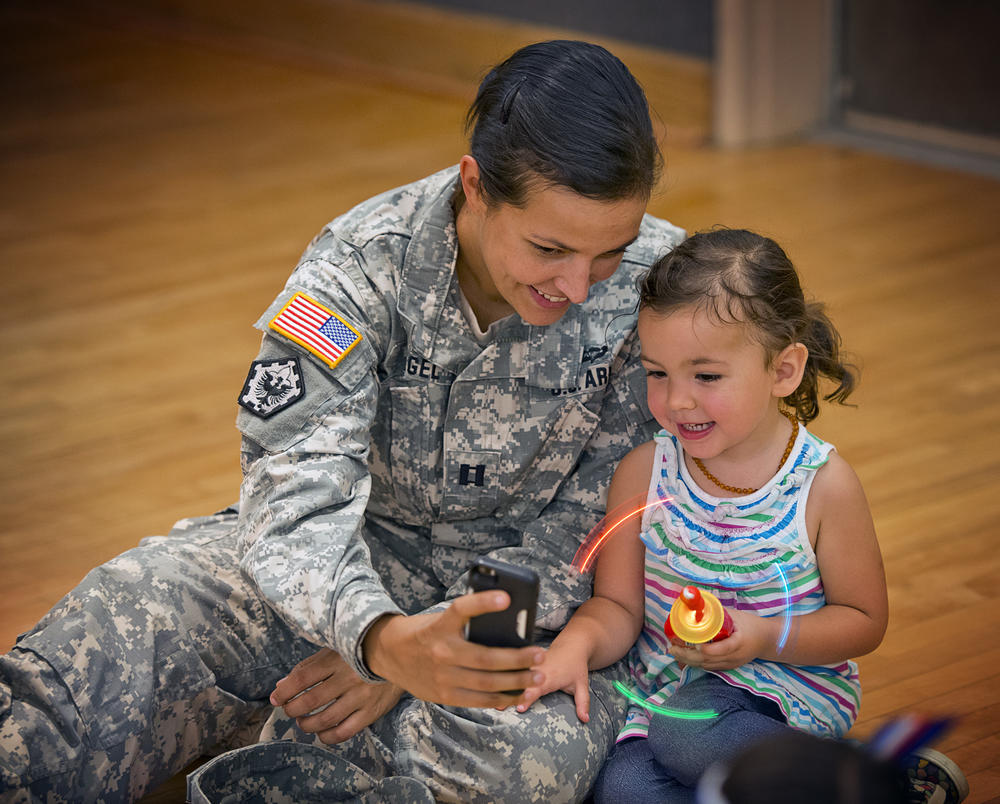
xmin=268 ymin=292 xmax=362 ymax=369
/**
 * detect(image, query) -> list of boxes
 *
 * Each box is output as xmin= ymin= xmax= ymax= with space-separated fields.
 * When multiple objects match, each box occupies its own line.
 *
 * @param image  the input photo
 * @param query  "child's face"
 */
xmin=638 ymin=305 xmax=784 ymax=463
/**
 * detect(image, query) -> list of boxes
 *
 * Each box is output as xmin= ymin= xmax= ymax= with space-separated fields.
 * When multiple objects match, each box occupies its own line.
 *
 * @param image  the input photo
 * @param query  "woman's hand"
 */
xmin=363 ymin=590 xmax=546 ymax=709
xmin=666 ymin=609 xmax=776 ymax=671
xmin=270 ymin=648 xmax=404 ymax=744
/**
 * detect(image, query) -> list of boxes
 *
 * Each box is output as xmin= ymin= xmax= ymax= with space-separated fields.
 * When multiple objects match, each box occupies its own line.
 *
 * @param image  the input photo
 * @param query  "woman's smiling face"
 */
xmin=455 ymin=156 xmax=647 ymax=328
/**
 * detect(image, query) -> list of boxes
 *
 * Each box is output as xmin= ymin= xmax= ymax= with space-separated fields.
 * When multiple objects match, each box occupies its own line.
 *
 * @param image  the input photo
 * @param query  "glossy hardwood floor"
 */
xmin=2 ymin=2 xmax=998 ymax=801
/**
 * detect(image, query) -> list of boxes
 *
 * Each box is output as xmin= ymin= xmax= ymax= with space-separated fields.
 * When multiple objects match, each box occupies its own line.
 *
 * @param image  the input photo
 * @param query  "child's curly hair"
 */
xmin=638 ymin=228 xmax=858 ymax=423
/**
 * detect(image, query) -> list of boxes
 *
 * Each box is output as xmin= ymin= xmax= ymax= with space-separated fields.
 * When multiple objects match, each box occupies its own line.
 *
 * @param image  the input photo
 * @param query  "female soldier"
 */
xmin=1 ymin=40 xmax=684 ymax=803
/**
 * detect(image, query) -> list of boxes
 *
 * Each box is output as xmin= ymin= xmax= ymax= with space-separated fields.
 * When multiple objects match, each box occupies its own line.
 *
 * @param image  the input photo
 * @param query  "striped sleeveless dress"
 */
xmin=618 ymin=427 xmax=861 ymax=741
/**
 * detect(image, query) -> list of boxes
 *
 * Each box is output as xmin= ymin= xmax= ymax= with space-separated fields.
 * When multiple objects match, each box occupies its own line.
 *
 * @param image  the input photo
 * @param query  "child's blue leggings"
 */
xmin=594 ymin=673 xmax=790 ymax=804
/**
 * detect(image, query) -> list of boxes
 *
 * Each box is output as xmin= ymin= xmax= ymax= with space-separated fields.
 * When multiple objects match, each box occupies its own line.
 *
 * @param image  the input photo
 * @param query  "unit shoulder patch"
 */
xmin=239 ymin=357 xmax=305 ymax=418
xmin=268 ymin=292 xmax=362 ymax=370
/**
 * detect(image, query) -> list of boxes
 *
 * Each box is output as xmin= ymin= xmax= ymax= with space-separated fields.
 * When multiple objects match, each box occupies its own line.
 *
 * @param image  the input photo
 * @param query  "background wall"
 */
xmin=840 ymin=0 xmax=1000 ymax=139
xmin=415 ymin=0 xmax=999 ymax=174
xmin=411 ymin=0 xmax=713 ymax=58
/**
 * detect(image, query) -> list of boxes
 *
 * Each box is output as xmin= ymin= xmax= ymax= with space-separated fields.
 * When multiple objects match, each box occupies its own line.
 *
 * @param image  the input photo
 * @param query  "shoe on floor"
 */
xmin=903 ymin=747 xmax=969 ymax=804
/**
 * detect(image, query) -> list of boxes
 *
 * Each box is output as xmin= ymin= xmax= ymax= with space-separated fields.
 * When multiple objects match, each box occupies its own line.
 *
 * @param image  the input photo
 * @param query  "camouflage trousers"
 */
xmin=188 ymin=662 xmax=629 ymax=803
xmin=0 ymin=510 xmax=628 ymax=803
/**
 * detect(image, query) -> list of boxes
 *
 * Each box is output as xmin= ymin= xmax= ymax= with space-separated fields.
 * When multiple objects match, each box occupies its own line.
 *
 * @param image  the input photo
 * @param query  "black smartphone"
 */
xmin=465 ymin=557 xmax=539 ymax=648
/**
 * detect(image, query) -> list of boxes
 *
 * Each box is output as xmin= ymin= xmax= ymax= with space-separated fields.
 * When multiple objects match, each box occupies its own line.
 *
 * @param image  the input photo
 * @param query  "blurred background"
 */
xmin=2 ymin=0 xmax=998 ymax=800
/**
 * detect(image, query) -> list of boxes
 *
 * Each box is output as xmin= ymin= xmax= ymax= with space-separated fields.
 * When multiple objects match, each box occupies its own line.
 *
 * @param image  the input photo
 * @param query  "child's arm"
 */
xmin=672 ymin=452 xmax=888 ymax=670
xmin=517 ymin=441 xmax=652 ymax=720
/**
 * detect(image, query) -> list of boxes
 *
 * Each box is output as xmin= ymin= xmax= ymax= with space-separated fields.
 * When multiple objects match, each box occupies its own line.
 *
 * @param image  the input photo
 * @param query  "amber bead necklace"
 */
xmin=692 ymin=408 xmax=799 ymax=495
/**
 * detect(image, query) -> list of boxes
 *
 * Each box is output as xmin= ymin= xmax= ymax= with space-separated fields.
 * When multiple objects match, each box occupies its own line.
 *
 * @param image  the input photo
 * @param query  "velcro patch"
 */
xmin=239 ymin=357 xmax=305 ymax=418
xmin=269 ymin=292 xmax=361 ymax=370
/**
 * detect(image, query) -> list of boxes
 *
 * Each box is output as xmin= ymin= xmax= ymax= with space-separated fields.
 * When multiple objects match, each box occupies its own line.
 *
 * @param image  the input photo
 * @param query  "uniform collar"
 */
xmin=525 ymin=310 xmax=584 ymax=389
xmin=397 ymin=167 xmax=463 ymax=362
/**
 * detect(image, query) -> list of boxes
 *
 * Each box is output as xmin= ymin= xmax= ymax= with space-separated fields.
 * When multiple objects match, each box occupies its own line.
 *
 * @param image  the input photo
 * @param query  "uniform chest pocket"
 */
xmin=437 ymin=395 xmax=600 ymax=521
xmin=438 ymin=448 xmax=502 ymax=516
xmin=385 ymin=385 xmax=436 ymax=509
xmin=501 ymin=397 xmax=601 ymax=521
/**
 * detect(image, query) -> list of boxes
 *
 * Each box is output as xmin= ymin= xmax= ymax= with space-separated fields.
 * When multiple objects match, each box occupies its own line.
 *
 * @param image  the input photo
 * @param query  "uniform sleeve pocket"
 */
xmin=237 ymin=335 xmax=376 ymax=454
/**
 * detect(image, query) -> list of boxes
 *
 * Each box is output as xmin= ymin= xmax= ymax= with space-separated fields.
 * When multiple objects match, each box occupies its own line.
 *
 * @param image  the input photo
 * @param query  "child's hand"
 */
xmin=667 ymin=609 xmax=772 ymax=671
xmin=516 ymin=642 xmax=592 ymax=722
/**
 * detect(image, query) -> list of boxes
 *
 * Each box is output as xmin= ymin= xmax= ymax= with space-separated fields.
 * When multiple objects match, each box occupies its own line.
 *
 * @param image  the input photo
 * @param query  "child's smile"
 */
xmin=675 ymin=421 xmax=717 ymax=443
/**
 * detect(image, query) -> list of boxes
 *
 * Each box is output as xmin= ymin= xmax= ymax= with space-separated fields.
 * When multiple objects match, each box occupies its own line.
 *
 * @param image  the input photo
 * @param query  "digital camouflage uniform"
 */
xmin=0 ymin=166 xmax=684 ymax=803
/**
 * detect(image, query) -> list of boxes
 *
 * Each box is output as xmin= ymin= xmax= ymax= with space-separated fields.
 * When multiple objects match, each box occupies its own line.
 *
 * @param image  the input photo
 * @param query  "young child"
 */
xmin=519 ymin=228 xmax=891 ymax=802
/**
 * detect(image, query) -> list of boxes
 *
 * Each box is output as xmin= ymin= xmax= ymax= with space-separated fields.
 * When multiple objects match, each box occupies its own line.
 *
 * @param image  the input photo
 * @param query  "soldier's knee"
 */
xmin=0 ymin=650 xmax=84 ymax=790
xmin=392 ymin=697 xmax=606 ymax=803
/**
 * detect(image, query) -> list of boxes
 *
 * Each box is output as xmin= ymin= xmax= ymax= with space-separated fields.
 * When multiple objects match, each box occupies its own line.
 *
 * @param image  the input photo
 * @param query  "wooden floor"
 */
xmin=2 ymin=2 xmax=999 ymax=801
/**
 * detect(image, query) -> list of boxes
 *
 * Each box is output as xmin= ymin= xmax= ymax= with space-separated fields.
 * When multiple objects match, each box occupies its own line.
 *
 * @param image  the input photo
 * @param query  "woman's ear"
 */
xmin=772 ymin=342 xmax=808 ymax=398
xmin=459 ymin=155 xmax=486 ymax=213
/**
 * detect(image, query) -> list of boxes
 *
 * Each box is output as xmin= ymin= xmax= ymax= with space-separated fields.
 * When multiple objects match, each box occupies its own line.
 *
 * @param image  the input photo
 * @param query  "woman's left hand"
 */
xmin=270 ymin=648 xmax=404 ymax=744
